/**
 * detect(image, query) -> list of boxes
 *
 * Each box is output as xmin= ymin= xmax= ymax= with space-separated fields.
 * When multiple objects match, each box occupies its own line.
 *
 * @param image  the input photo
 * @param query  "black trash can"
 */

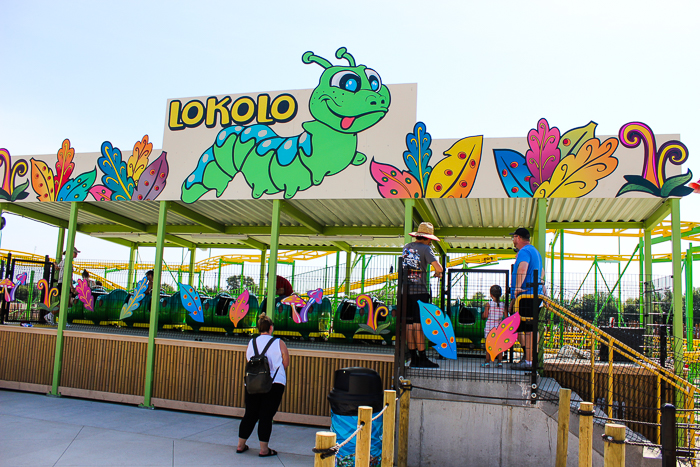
xmin=328 ymin=367 xmax=384 ymax=466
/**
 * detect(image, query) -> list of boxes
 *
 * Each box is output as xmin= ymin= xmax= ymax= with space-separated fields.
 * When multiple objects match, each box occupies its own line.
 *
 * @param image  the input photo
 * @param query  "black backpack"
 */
xmin=245 ymin=336 xmax=280 ymax=394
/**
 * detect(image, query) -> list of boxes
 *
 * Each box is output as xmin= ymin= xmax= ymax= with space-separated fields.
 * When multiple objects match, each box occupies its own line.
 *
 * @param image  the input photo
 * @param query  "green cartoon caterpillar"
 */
xmin=181 ymin=47 xmax=391 ymax=202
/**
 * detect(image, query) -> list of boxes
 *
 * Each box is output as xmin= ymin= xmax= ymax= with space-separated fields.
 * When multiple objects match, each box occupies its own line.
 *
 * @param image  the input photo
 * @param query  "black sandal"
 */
xmin=236 ymin=445 xmax=249 ymax=454
xmin=259 ymin=448 xmax=277 ymax=457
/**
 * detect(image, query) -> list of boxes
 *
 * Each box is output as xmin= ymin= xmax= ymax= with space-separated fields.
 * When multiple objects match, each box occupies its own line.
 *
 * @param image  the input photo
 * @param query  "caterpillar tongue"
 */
xmin=341 ymin=116 xmax=355 ymax=130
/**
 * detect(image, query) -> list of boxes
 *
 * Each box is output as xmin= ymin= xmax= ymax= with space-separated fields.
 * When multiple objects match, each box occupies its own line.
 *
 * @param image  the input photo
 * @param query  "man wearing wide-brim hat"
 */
xmin=401 ymin=222 xmax=444 ymax=368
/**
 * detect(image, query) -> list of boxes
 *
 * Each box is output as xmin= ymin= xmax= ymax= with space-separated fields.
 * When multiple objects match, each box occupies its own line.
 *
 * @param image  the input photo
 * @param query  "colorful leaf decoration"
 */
xmin=526 ymin=118 xmax=561 ymax=193
xmin=229 ymin=289 xmax=250 ymax=327
xmin=485 ymin=312 xmax=521 ymax=360
xmin=179 ymin=282 xmax=203 ymax=322
xmin=370 ymin=159 xmax=422 ymax=198
xmin=89 ymin=185 xmax=114 ymax=201
xmin=128 ymin=135 xmax=152 ymax=182
xmin=30 ymin=159 xmax=56 ymax=201
xmin=403 ymin=122 xmax=433 ymax=192
xmin=659 ymin=171 xmax=694 ymax=198
xmin=418 ymin=301 xmax=456 ymax=360
xmin=75 ymin=278 xmax=94 ymax=311
xmin=534 ymin=137 xmax=619 ymax=198
xmin=120 ymin=276 xmax=148 ymax=320
xmin=494 ymin=149 xmax=533 ymax=197
xmin=98 ymin=141 xmax=135 ymax=201
xmin=56 ymin=169 xmax=97 ymax=201
xmin=299 ymin=288 xmax=323 ymax=323
xmin=558 ymin=122 xmax=597 ymax=160
xmin=54 ymin=139 xmax=75 ymax=194
xmin=132 ymin=151 xmax=169 ymax=201
xmin=425 ymin=135 xmax=482 ymax=198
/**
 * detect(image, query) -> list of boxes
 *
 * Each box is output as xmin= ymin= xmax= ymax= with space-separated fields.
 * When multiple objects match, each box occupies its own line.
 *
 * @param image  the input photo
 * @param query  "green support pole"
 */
xmin=333 ymin=252 xmax=341 ymax=310
xmin=266 ymin=200 xmax=281 ymax=314
xmin=239 ymin=263 xmax=245 ymax=294
xmin=686 ymin=243 xmax=694 ymax=351
xmin=671 ymin=199 xmax=683 ymax=376
xmin=259 ymin=249 xmax=267 ymax=297
xmin=535 ymin=198 xmax=547 ymax=261
xmin=50 ymin=202 xmax=79 ymax=396
xmin=618 ymin=237 xmax=623 ymax=324
xmin=644 ymin=229 xmax=653 ymax=326
xmin=188 ymin=248 xmax=196 ymax=287
xmin=404 ymin=199 xmax=414 ymax=244
xmin=26 ymin=270 xmax=35 ymax=320
xmin=345 ymin=251 xmax=352 ymax=296
xmin=324 ymin=255 xmax=329 ymax=290
xmin=290 ymin=260 xmax=296 ymax=290
xmin=217 ymin=258 xmax=222 ymax=294
xmin=594 ymin=256 xmax=599 ymax=320
xmin=639 ymin=237 xmax=644 ymax=324
xmin=361 ymin=254 xmax=366 ymax=293
xmin=560 ymin=229 xmax=564 ymax=302
xmin=142 ymin=201 xmax=168 ymax=407
xmin=127 ymin=245 xmax=137 ymax=291
xmin=55 ymin=228 xmax=65 ymax=263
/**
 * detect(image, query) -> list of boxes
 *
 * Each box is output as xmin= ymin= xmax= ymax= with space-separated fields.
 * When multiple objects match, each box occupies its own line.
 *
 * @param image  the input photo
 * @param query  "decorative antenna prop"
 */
xmin=354 ymin=294 xmax=390 ymax=335
xmin=484 ymin=313 xmax=521 ymax=361
xmin=229 ymin=290 xmax=250 ymax=327
xmin=120 ymin=276 xmax=148 ymax=320
xmin=75 ymin=279 xmax=94 ymax=311
xmin=418 ymin=301 xmax=456 ymax=359
xmin=299 ymin=288 xmax=323 ymax=322
xmin=178 ymin=283 xmax=203 ymax=323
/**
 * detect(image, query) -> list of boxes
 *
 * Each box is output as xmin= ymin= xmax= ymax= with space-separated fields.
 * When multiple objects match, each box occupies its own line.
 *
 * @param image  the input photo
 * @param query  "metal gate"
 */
xmin=0 ymin=253 xmax=55 ymax=323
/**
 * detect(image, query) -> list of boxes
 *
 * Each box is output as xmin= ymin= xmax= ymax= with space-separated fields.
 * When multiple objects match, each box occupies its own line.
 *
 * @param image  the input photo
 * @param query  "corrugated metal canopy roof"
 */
xmin=0 ymin=197 xmax=669 ymax=251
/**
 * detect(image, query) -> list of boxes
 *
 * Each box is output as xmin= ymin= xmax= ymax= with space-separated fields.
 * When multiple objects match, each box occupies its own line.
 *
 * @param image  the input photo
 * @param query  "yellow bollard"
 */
xmin=578 ymin=402 xmax=594 ymax=467
xmin=603 ymin=423 xmax=625 ymax=467
xmin=556 ymin=388 xmax=571 ymax=467
xmin=398 ymin=380 xmax=411 ymax=467
xmin=314 ymin=431 xmax=336 ymax=467
xmin=382 ymin=390 xmax=397 ymax=467
xmin=356 ymin=406 xmax=373 ymax=467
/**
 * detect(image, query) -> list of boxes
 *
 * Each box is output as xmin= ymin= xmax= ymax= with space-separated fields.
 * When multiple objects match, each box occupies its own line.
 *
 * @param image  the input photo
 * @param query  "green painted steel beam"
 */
xmin=652 ymin=226 xmax=700 ymax=245
xmin=237 ymin=237 xmax=267 ymax=250
xmin=0 ymin=202 xmax=69 ymax=228
xmin=448 ymin=248 xmax=517 ymax=255
xmin=547 ymin=222 xmax=644 ymax=230
xmin=50 ymin=201 xmax=79 ymax=396
xmin=88 ymin=235 xmax=135 ymax=248
xmin=329 ymin=241 xmax=351 ymax=252
xmin=353 ymin=247 xmax=403 ymax=254
xmin=404 ymin=199 xmax=414 ymax=244
xmin=167 ymin=202 xmax=226 ymax=233
xmin=324 ymin=226 xmax=404 ymax=236
xmin=644 ymin=199 xmax=672 ymax=230
xmin=142 ymin=201 xmax=168 ymax=408
xmin=279 ymin=200 xmax=323 ymax=234
xmin=671 ymin=199 xmax=683 ymax=377
xmin=188 ymin=247 xmax=196 ymax=286
xmin=78 ymin=202 xmax=147 ymax=232
xmin=436 ymin=227 xmax=515 ymax=237
xmin=535 ymin=198 xmax=547 ymax=260
xmin=127 ymin=245 xmax=137 ymax=290
xmin=266 ymin=200 xmax=282 ymax=314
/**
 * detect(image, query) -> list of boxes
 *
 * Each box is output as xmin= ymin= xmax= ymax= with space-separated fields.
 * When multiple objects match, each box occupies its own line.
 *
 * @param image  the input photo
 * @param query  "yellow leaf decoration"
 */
xmin=533 ymin=137 xmax=619 ymax=198
xmin=30 ymin=159 xmax=56 ymax=202
xmin=424 ymin=136 xmax=482 ymax=198
xmin=127 ymin=135 xmax=152 ymax=182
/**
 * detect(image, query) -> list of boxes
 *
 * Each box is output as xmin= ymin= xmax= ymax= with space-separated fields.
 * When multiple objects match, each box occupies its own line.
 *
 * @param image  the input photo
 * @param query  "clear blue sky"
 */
xmin=0 ymin=0 xmax=698 ymax=282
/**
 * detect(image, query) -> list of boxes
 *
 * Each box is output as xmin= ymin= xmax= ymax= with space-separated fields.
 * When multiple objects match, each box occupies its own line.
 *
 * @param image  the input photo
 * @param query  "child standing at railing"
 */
xmin=482 ymin=285 xmax=506 ymax=368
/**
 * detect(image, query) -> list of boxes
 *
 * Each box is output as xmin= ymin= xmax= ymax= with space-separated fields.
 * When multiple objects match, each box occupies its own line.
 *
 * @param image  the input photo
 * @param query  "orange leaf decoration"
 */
xmin=30 ymin=159 xmax=56 ymax=202
xmin=485 ymin=312 xmax=521 ymax=361
xmin=425 ymin=136 xmax=482 ymax=198
xmin=229 ymin=289 xmax=250 ymax=327
xmin=54 ymin=139 xmax=75 ymax=193
xmin=128 ymin=135 xmax=152 ymax=182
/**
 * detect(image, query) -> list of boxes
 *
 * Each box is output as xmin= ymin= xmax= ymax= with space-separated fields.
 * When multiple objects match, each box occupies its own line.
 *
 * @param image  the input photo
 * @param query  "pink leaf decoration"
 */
xmin=485 ymin=312 xmax=521 ymax=361
xmin=132 ymin=151 xmax=169 ymax=201
xmin=76 ymin=279 xmax=94 ymax=311
xmin=370 ymin=158 xmax=423 ymax=198
xmin=229 ymin=290 xmax=250 ymax=327
xmin=526 ymin=118 xmax=561 ymax=193
xmin=89 ymin=185 xmax=113 ymax=201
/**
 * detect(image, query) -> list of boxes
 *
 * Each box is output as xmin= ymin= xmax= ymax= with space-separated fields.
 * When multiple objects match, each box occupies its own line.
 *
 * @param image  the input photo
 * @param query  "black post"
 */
xmin=440 ymin=253 xmax=447 ymax=312
xmin=531 ymin=269 xmax=539 ymax=404
xmin=393 ymin=265 xmax=408 ymax=389
xmin=661 ymin=403 xmax=677 ymax=467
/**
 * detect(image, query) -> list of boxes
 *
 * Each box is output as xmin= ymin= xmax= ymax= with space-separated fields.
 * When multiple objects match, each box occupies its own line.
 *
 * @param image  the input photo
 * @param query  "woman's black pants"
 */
xmin=238 ymin=383 xmax=285 ymax=443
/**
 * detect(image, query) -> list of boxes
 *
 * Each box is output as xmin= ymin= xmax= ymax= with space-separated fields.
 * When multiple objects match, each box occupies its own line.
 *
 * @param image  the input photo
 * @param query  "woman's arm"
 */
xmin=483 ymin=302 xmax=490 ymax=319
xmin=279 ymin=339 xmax=290 ymax=370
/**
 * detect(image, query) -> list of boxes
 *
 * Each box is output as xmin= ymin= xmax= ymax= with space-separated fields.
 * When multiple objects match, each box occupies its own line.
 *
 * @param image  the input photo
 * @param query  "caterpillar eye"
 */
xmin=365 ymin=69 xmax=381 ymax=92
xmin=331 ymin=70 xmax=361 ymax=92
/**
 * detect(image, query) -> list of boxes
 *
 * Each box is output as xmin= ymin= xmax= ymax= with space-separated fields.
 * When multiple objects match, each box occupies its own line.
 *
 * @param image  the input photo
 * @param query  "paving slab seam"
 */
xmin=52 ymin=425 xmax=84 ymax=467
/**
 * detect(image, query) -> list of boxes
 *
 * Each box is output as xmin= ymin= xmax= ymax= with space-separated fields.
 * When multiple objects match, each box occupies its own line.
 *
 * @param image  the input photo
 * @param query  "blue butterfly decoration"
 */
xmin=493 ymin=149 xmax=533 ymax=197
xmin=418 ymin=301 xmax=457 ymax=360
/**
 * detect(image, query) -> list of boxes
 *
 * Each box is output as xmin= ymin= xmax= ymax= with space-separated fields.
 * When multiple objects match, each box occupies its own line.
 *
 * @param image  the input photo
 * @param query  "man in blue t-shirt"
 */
xmin=509 ymin=228 xmax=543 ymax=371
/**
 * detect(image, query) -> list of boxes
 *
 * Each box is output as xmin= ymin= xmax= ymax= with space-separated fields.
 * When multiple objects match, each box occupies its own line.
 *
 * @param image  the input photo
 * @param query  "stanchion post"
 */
xmin=578 ymin=401 xmax=594 ymax=467
xmin=314 ymin=431 xmax=336 ymax=467
xmin=556 ymin=388 xmax=571 ymax=467
xmin=382 ymin=390 xmax=397 ymax=467
xmin=661 ymin=404 xmax=676 ymax=467
xmin=603 ymin=423 xmax=625 ymax=467
xmin=398 ymin=380 xmax=411 ymax=467
xmin=356 ymin=406 xmax=372 ymax=467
